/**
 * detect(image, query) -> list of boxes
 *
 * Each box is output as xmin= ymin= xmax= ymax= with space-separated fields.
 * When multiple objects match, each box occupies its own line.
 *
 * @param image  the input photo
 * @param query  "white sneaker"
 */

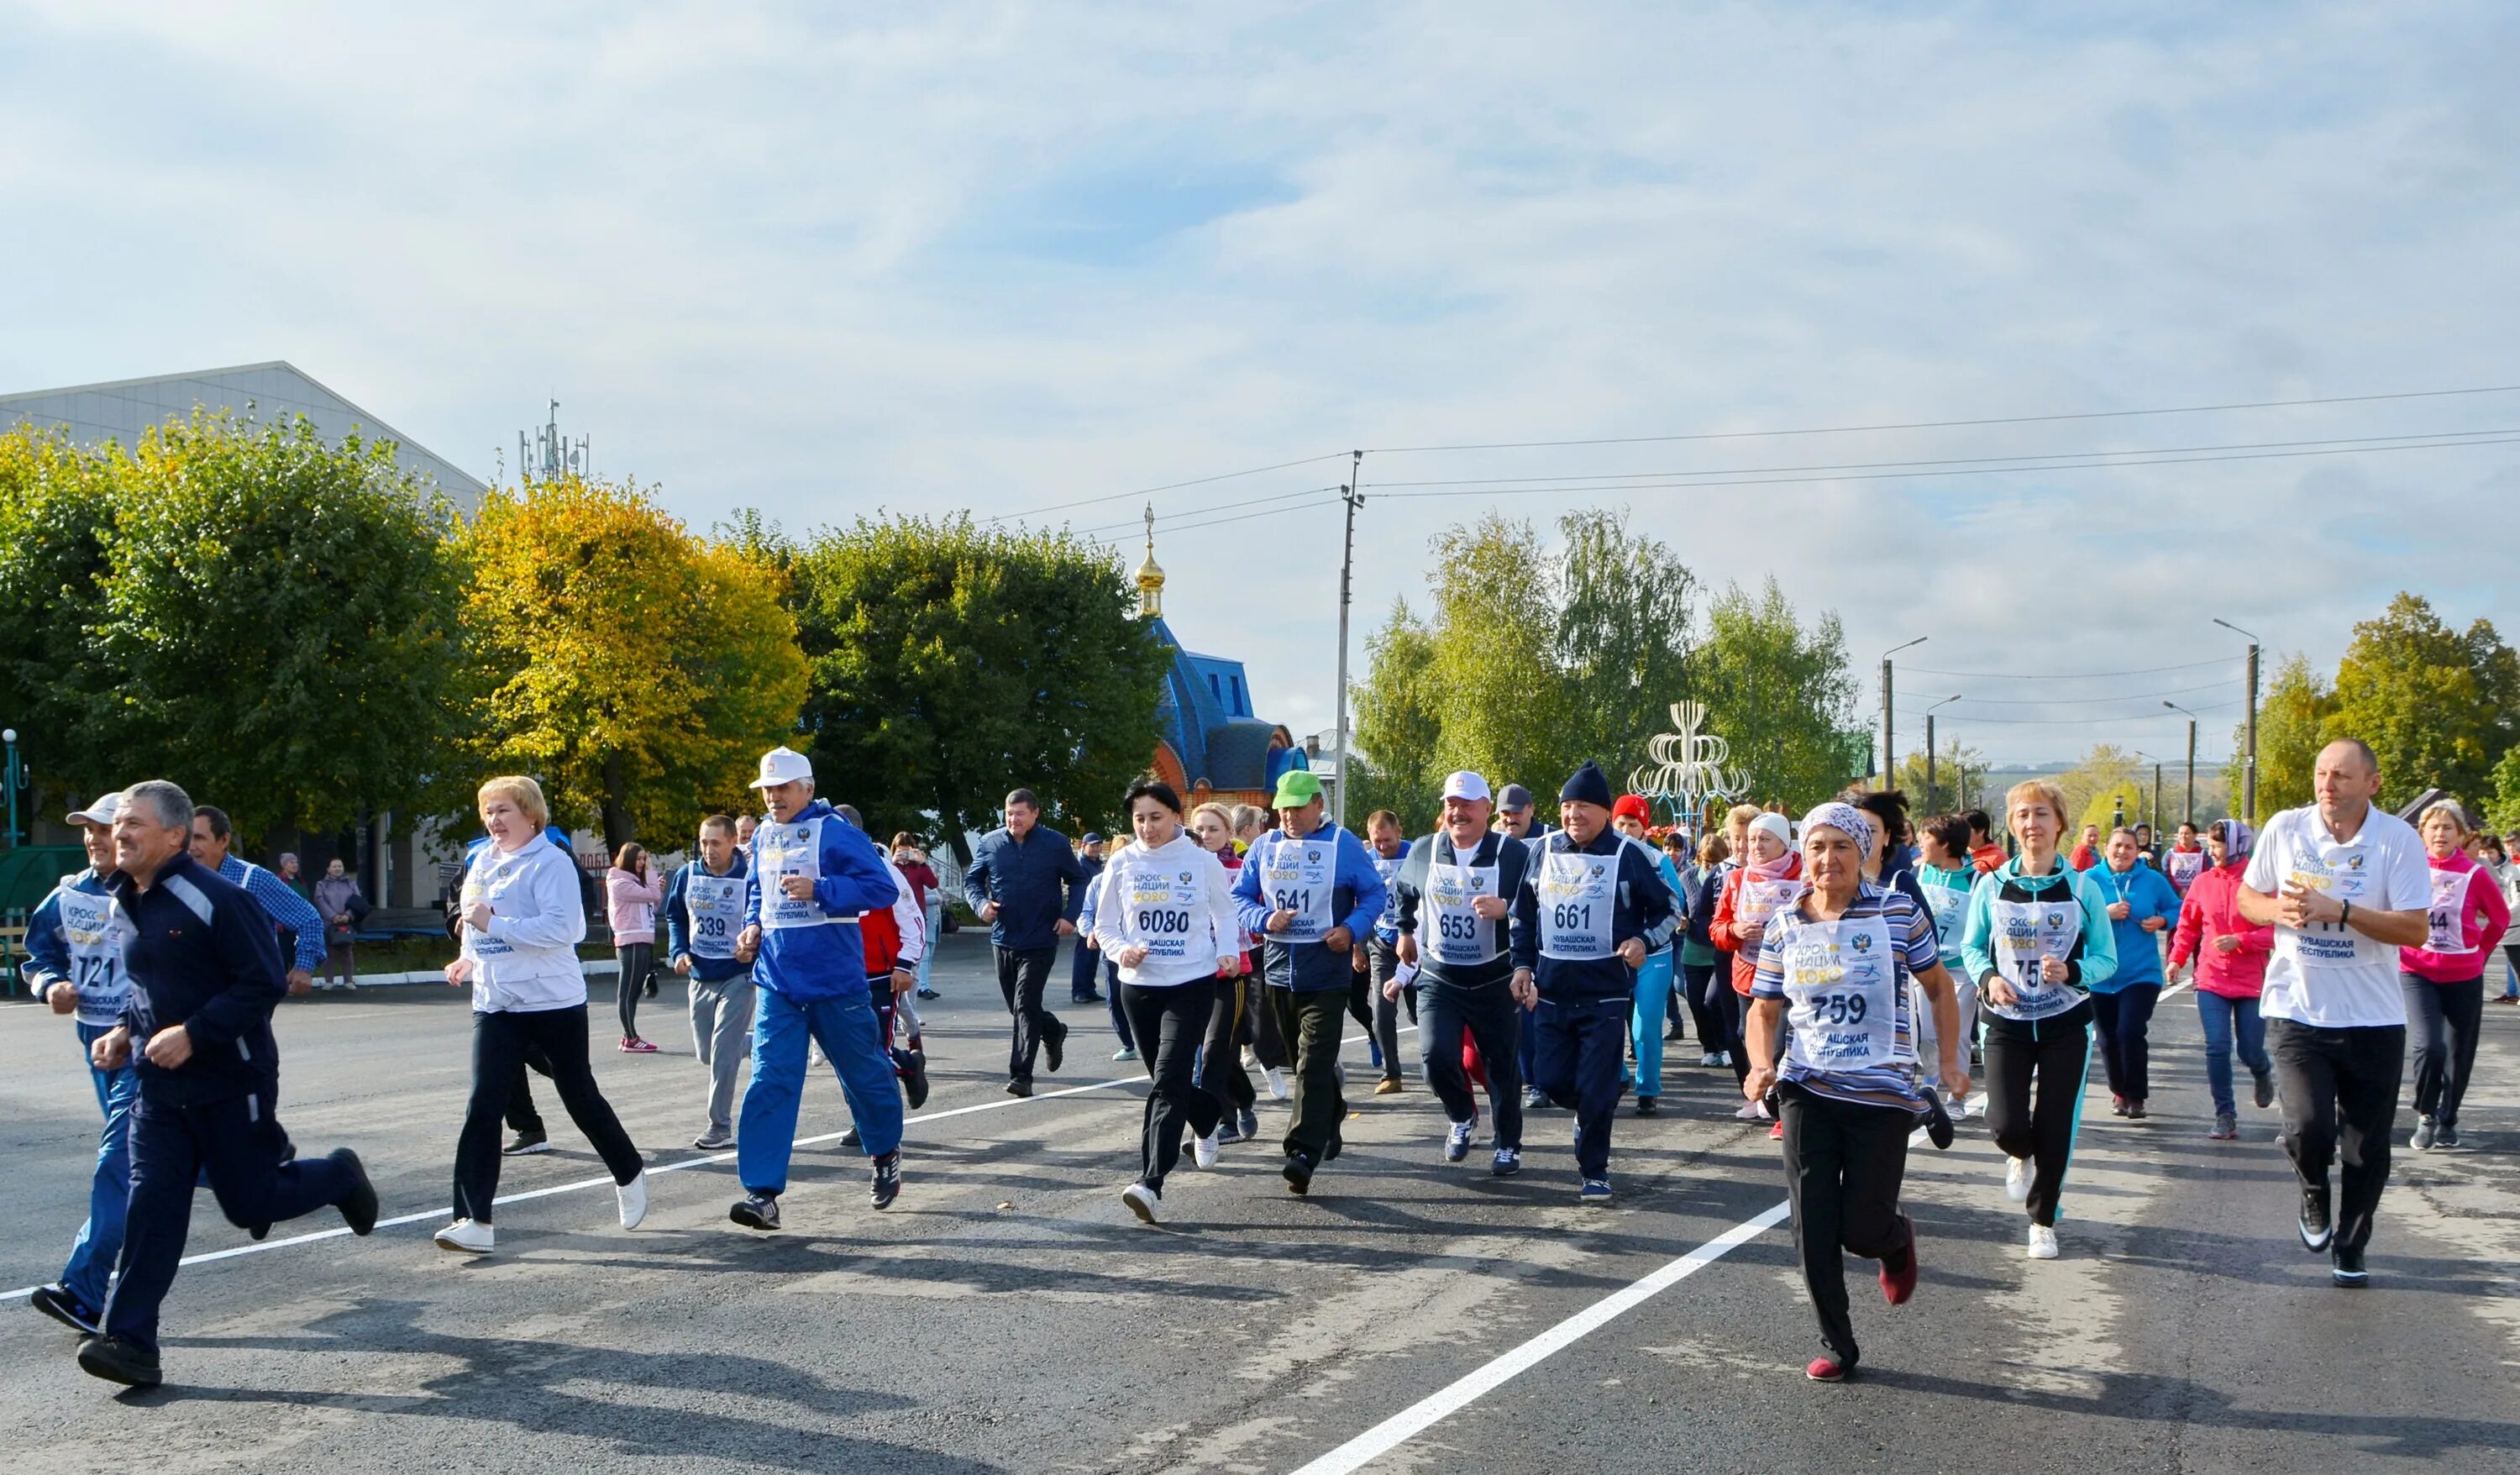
xmin=1193 ymin=1133 xmax=1220 ymax=1169
xmin=1733 ymin=1102 xmax=1763 ymax=1121
xmin=2004 ymin=1156 xmax=2031 ymax=1205
xmin=2026 ymin=1225 xmax=2059 ymax=1259
xmin=434 ymin=1218 xmax=494 ymax=1253
xmin=1121 ymin=1181 xmax=1161 ymax=1224
xmin=1265 ymin=1066 xmax=1291 ymax=1101
xmin=1113 ymin=1047 xmax=1138 ymax=1062
xmin=1698 ymin=1052 xmax=1720 ymax=1067
xmin=617 ymin=1170 xmax=648 ymax=1231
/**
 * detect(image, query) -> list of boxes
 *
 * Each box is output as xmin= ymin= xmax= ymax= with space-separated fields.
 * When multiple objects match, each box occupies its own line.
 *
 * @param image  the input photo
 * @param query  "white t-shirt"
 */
xmin=2242 ymin=803 xmax=2430 ymax=1028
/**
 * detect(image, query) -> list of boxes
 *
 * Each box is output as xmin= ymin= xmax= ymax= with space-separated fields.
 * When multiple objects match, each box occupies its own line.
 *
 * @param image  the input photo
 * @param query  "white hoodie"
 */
xmin=1089 ymin=831 xmax=1241 ymax=988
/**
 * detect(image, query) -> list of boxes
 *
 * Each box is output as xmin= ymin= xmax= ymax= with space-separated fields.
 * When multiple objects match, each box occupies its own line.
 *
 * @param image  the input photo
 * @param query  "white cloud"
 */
xmin=4 ymin=1 xmax=2517 ymax=774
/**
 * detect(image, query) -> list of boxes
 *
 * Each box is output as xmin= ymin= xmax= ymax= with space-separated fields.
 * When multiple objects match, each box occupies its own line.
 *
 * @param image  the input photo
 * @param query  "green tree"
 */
xmin=459 ymin=474 xmax=808 ymax=853
xmin=8 ymin=412 xmax=471 ymax=846
xmin=1557 ymin=507 xmax=1695 ymax=778
xmin=786 ymin=513 xmax=1170 ymax=853
xmin=2324 ymin=592 xmax=2517 ymax=806
xmin=2488 ymin=747 xmax=2520 ymax=834
xmin=1893 ymin=737 xmax=1985 ymax=817
xmin=2055 ymin=743 xmax=2142 ymax=837
xmin=1692 ymin=577 xmax=1860 ymax=807
xmin=1349 ymin=600 xmax=1444 ymax=828
xmin=1418 ymin=514 xmax=1587 ymax=795
xmin=0 ymin=425 xmax=118 ymax=811
xmin=2227 ymin=653 xmax=2333 ymax=821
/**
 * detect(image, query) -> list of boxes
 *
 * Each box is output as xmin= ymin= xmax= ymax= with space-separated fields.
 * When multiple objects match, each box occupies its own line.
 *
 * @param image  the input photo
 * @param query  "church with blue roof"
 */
xmin=1132 ymin=511 xmax=1308 ymax=808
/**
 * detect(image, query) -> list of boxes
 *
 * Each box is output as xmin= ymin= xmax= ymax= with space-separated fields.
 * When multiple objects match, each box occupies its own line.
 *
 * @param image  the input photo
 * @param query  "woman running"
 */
xmin=2167 ymin=818 xmax=2275 ymax=1140
xmin=2085 ymin=827 xmax=2182 ymax=1120
xmin=1958 ymin=779 xmax=2115 ymax=1260
xmin=1095 ymin=781 xmax=1242 ymax=1223
xmin=606 ymin=844 xmax=666 ymax=1051
xmin=1610 ymin=794 xmax=1685 ymax=1115
xmin=1190 ymin=800 xmax=1262 ymax=1145
xmin=1711 ymin=811 xmax=1804 ymax=1124
xmin=438 ymin=776 xmax=648 ymax=1254
xmin=1743 ymin=802 xmax=1967 ymax=1383
xmin=1680 ymin=832 xmax=1732 ymax=1068
xmin=2401 ymin=800 xmax=2510 ymax=1151
xmin=1912 ymin=814 xmax=1982 ymax=1113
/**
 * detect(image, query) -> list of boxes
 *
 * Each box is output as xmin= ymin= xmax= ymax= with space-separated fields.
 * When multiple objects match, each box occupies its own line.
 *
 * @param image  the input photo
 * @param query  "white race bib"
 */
xmin=1538 ymin=850 xmax=1617 ymax=961
xmin=57 ymin=888 xmax=129 ymax=1017
xmin=1778 ymin=911 xmax=1902 ymax=1071
xmin=1426 ymin=857 xmax=1503 ymax=967
xmin=2424 ymin=867 xmax=2472 ymax=956
xmin=1920 ymin=880 xmax=1970 ymax=953
xmin=1740 ymin=875 xmax=1805 ymax=924
xmin=1990 ymin=896 xmax=2079 ymax=999
xmin=2283 ymin=843 xmax=2373 ymax=968
xmin=1116 ymin=855 xmax=1205 ymax=964
xmin=758 ymin=821 xmax=843 ymax=932
xmin=685 ymin=873 xmax=745 ymax=960
xmin=1257 ymin=837 xmax=1337 ymax=943
xmin=1371 ymin=852 xmax=1405 ymax=933
xmin=2166 ymin=849 xmax=2205 ymax=890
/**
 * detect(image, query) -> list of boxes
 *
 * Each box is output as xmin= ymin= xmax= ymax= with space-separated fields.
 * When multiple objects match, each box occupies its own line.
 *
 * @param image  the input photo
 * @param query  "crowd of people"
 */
xmin=17 ymin=734 xmax=2508 ymax=1389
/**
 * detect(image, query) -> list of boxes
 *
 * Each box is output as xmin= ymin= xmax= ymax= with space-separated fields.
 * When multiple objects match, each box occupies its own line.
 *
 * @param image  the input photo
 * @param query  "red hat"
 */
xmin=1611 ymin=795 xmax=1653 ymax=825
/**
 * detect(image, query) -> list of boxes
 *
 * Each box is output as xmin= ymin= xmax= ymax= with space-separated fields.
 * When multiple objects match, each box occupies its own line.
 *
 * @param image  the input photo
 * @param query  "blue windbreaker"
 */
xmin=745 ymin=800 xmax=899 ymax=1002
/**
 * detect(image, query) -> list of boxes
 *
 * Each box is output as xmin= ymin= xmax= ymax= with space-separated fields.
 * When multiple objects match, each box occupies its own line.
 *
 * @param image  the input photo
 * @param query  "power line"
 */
xmin=1908 ymin=658 xmax=2232 ymax=680
xmin=1362 ymin=382 xmax=2520 ymax=455
xmin=1935 ymin=698 xmax=2244 ymax=726
xmin=1078 ymin=493 xmax=1342 ymax=543
xmin=1940 ymin=679 xmax=2237 ymax=708
xmin=989 ymin=451 xmax=1351 ymax=524
xmin=1357 ymin=426 xmax=2519 ymax=491
xmin=1070 ymin=484 xmax=1341 ymax=538
xmin=1369 ymin=433 xmax=2520 ymax=501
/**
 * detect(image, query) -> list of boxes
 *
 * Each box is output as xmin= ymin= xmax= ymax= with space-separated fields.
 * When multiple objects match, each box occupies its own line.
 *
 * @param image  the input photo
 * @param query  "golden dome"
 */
xmin=1135 ymin=504 xmax=1164 ymax=616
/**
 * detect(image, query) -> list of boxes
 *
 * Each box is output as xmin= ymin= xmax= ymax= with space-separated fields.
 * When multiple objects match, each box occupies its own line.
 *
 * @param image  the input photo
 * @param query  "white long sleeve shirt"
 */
xmin=1089 ymin=832 xmax=1240 ymax=988
xmin=459 ymin=834 xmax=591 ymax=1014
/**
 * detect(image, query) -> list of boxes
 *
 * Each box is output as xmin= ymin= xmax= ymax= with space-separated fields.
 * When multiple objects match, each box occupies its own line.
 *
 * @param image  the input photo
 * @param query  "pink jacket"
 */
xmin=606 ymin=865 xmax=665 ymax=945
xmin=2401 ymin=851 xmax=2512 ymax=984
xmin=2168 ymin=861 xmax=2274 ymax=999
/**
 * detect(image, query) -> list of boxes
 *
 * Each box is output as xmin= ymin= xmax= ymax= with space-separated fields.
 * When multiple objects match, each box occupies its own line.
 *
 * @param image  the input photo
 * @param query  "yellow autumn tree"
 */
xmin=455 ymin=474 xmax=807 ymax=851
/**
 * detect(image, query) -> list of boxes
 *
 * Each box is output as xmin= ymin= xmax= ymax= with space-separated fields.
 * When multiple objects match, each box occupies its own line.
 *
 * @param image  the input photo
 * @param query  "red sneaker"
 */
xmin=621 ymin=1037 xmax=659 ymax=1053
xmin=1806 ymin=1356 xmax=1851 ymax=1382
xmin=1880 ymin=1223 xmax=1919 ymax=1306
xmin=1770 ymin=1120 xmax=1784 ymax=1141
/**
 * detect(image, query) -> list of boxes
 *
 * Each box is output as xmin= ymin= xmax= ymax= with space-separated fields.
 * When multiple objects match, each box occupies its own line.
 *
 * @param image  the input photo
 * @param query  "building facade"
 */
xmin=1131 ymin=517 xmax=1308 ymax=813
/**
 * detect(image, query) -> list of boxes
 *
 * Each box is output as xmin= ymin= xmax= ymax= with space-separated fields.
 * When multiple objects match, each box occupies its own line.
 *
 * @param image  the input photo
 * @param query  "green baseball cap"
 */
xmin=1271 ymin=770 xmax=1325 ymax=808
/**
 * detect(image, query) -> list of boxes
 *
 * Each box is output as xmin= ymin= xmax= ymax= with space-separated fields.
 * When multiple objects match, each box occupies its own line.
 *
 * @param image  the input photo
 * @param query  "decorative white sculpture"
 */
xmin=1629 ymin=701 xmax=1741 ymax=820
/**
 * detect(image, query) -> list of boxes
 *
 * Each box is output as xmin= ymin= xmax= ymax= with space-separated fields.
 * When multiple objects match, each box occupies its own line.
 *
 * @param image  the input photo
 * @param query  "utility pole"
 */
xmin=2214 ymin=618 xmax=2261 ymax=825
xmin=2153 ymin=763 xmax=2163 ymax=839
xmin=1879 ymin=637 xmax=1925 ymax=791
xmin=1331 ymin=453 xmax=1365 ymax=830
xmin=2163 ymin=701 xmax=2198 ymax=826
xmin=1923 ymin=695 xmax=1961 ymax=813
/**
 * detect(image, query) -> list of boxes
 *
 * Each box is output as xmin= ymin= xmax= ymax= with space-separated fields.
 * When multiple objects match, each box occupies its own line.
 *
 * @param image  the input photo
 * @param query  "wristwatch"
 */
xmin=2339 ymin=900 xmax=2353 ymax=927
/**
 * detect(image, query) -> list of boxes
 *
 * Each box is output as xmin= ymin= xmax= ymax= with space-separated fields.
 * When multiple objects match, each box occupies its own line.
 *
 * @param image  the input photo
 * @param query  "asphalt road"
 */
xmin=3 ymin=936 xmax=2515 ymax=1473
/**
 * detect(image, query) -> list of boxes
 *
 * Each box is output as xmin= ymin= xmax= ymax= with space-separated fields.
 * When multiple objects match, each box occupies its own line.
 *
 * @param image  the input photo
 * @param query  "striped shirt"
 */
xmin=1751 ymin=881 xmax=1940 ymax=1110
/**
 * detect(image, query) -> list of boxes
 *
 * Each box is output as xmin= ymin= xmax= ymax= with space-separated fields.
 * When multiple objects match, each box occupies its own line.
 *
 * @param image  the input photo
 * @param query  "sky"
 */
xmin=6 ymin=1 xmax=2517 ymax=773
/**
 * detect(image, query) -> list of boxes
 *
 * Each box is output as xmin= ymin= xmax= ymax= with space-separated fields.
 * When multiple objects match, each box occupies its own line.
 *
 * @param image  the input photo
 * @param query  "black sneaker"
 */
xmin=332 ymin=1148 xmax=379 ymax=1236
xmin=1924 ymin=1094 xmax=1956 ymax=1151
xmin=870 ymin=1151 xmax=901 ymax=1210
xmin=902 ymin=1049 xmax=931 ymax=1110
xmin=2299 ymin=1185 xmax=2334 ymax=1253
xmin=1636 ymin=1095 xmax=1659 ymax=1117
xmin=2434 ymin=1122 xmax=2460 ymax=1150
xmin=29 ymin=1284 xmax=100 ymax=1336
xmin=1282 ymin=1151 xmax=1315 ymax=1196
xmin=1044 ymin=1020 xmax=1068 ymax=1074
xmin=1005 ymin=1079 xmax=1034 ymax=1099
xmin=643 ymin=978 xmax=659 ymax=1000
xmin=1237 ymin=1107 xmax=1259 ymax=1142
xmin=915 ymin=987 xmax=940 ymax=1000
xmin=2251 ymin=1067 xmax=2276 ymax=1110
xmin=730 ymin=1193 xmax=781 ymax=1231
xmin=76 ymin=1333 xmax=160 ymax=1388
xmin=1215 ymin=1115 xmax=1245 ymax=1145
xmin=838 ymin=1124 xmax=862 ymax=1147
xmin=2331 ymin=1244 xmax=2368 ymax=1287
xmin=501 ymin=1129 xmax=551 ymax=1157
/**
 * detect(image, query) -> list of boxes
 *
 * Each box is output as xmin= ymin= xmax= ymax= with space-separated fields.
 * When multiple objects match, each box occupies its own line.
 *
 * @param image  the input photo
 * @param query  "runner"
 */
xmin=1911 ymin=814 xmax=1982 ymax=1114
xmin=2167 ymin=818 xmax=2276 ymax=1140
xmin=1361 ymin=810 xmax=1414 ymax=1094
xmin=1965 ymin=809 xmax=2007 ymax=874
xmin=1743 ymin=802 xmax=1968 ymax=1383
xmin=963 ymin=788 xmax=1091 ymax=1098
xmin=188 ymin=805 xmax=326 ymax=996
xmin=1496 ymin=784 xmax=1549 ymax=1110
xmin=606 ymin=843 xmax=666 ymax=1052
xmin=1390 ymin=771 xmax=1534 ymax=1174
xmin=838 ymin=801 xmax=933 ymax=1131
xmin=1678 ymin=832 xmax=1732 ymax=1069
xmin=2164 ymin=821 xmax=2208 ymax=900
xmin=1711 ymin=811 xmax=1804 ymax=1122
xmin=2496 ymin=831 xmax=2520 ymax=1005
xmin=22 ymin=793 xmax=135 ymax=1337
xmin=2134 ymin=822 xmax=2157 ymax=867
xmin=726 ymin=748 xmax=908 ymax=1228
xmin=1091 ymin=780 xmax=1241 ymax=1224
xmin=1070 ymin=832 xmax=1110 ymax=1003
xmin=1230 ymin=769 xmax=1386 ymax=1196
xmin=2398 ymin=800 xmax=2508 ymax=1152
xmin=1609 ymin=793 xmax=1684 ymax=1115
xmin=2068 ymin=823 xmax=2103 ymax=872
xmin=1074 ymin=860 xmax=1137 ymax=1062
xmin=890 ymin=834 xmax=946 ymax=1000
xmin=2235 ymin=739 xmax=2429 ymax=1285
xmin=1850 ymin=791 xmax=1956 ymax=1141
xmin=436 ymin=775 xmax=648 ymax=1256
xmin=664 ymin=814 xmax=752 ymax=1150
xmin=1957 ymin=779 xmax=2116 ymax=1260
xmin=1189 ymin=800 xmax=1262 ymax=1146
xmin=2087 ymin=827 xmax=2182 ymax=1120
xmin=76 ymin=780 xmax=377 ymax=1388
xmin=1511 ymin=762 xmax=1674 ymax=1201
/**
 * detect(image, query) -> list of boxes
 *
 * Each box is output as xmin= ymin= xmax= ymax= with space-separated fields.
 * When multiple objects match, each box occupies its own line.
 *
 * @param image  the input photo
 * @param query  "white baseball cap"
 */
xmin=748 ymin=746 xmax=813 ymax=789
xmin=1441 ymin=771 xmax=1493 ymax=802
xmin=66 ymin=792 xmax=121 ymax=825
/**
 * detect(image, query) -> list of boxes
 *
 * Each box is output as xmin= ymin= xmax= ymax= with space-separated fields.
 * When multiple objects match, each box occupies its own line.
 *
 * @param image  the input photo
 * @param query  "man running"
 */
xmin=23 ymin=793 xmax=135 ymax=1337
xmin=75 ymin=780 xmax=377 ymax=1388
xmin=1070 ymin=832 xmax=1110 ymax=1003
xmin=190 ymin=805 xmax=326 ymax=995
xmin=1361 ymin=810 xmax=1413 ymax=1094
xmin=963 ymin=788 xmax=1090 ymax=1097
xmin=1392 ymin=772 xmax=1533 ymax=1174
xmin=728 ymin=747 xmax=907 ymax=1229
xmin=1513 ymin=762 xmax=1673 ymax=1202
xmin=2235 ymin=738 xmax=2428 ymax=1286
xmin=1231 ymin=769 xmax=1386 ymax=1195
xmin=664 ymin=813 xmax=752 ymax=1150
xmin=2164 ymin=821 xmax=2208 ymax=900
xmin=1495 ymin=784 xmax=1550 ymax=1109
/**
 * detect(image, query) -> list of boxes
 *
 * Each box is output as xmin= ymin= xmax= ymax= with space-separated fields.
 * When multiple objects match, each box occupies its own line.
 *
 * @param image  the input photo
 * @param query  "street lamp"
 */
xmin=2161 ymin=701 xmax=2199 ymax=826
xmin=1 ymin=727 xmax=20 ymax=849
xmin=1924 ymin=695 xmax=1962 ymax=813
xmin=2212 ymin=617 xmax=2261 ymax=824
xmin=1878 ymin=637 xmax=1927 ymax=789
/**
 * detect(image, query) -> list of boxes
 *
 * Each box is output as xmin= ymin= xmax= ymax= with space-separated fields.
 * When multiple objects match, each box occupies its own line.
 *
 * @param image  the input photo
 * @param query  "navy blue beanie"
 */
xmin=1560 ymin=761 xmax=1613 ymax=808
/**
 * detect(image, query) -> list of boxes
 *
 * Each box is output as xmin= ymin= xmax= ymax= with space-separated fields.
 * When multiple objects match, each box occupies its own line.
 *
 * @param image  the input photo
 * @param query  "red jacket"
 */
xmin=2401 ymin=852 xmax=2511 ymax=984
xmin=2168 ymin=861 xmax=2274 ymax=999
xmin=1709 ymin=856 xmax=1805 ymax=996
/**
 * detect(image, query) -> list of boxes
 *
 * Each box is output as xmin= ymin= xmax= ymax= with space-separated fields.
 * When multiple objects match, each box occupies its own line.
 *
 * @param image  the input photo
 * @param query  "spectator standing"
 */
xmin=891 ymin=834 xmax=945 ymax=1000
xmin=312 ymin=859 xmax=370 ymax=991
xmin=277 ymin=853 xmax=311 ymax=900
xmin=607 ymin=844 xmax=666 ymax=1052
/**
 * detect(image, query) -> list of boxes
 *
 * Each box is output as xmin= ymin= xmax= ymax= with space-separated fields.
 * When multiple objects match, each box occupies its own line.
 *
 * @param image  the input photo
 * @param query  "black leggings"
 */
xmin=1682 ymin=963 xmax=1725 ymax=1055
xmin=2402 ymin=974 xmax=2483 ymax=1128
xmin=1123 ymin=979 xmax=1223 ymax=1190
xmin=1779 ymin=1084 xmax=1914 ymax=1368
xmin=1201 ymin=974 xmax=1257 ymax=1112
xmin=615 ymin=942 xmax=652 ymax=1040
xmin=2090 ymin=983 xmax=2161 ymax=1103
xmin=1982 ymin=1001 xmax=2092 ymax=1228
xmin=454 ymin=1005 xmax=643 ymax=1222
